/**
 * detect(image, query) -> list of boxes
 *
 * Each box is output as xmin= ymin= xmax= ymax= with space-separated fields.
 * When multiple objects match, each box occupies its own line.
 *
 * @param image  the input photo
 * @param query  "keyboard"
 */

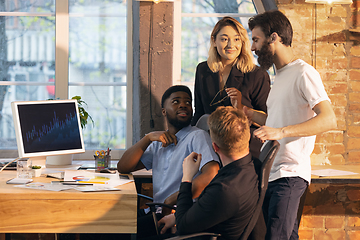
xmin=0 ymin=161 xmax=17 ymax=170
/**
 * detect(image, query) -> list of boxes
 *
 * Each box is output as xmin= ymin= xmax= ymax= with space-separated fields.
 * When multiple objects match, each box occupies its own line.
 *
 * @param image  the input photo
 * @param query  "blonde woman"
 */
xmin=191 ymin=16 xmax=270 ymax=159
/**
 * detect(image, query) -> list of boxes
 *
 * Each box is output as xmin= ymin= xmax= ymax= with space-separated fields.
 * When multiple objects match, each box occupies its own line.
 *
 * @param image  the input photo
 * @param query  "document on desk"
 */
xmin=14 ymin=182 xmax=74 ymax=191
xmin=311 ymin=169 xmax=358 ymax=177
xmin=64 ymin=170 xmax=133 ymax=187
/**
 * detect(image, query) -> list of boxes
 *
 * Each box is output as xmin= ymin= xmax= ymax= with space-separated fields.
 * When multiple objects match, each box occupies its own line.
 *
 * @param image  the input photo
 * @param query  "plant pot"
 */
xmin=32 ymin=168 xmax=42 ymax=178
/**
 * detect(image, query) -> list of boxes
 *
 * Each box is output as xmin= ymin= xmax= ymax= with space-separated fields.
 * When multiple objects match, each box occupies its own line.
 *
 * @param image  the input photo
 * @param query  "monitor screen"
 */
xmin=11 ymin=99 xmax=85 ymax=159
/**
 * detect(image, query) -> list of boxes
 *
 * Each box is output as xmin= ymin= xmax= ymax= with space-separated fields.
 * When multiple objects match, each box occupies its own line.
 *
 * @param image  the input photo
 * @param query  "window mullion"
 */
xmin=55 ymin=0 xmax=69 ymax=99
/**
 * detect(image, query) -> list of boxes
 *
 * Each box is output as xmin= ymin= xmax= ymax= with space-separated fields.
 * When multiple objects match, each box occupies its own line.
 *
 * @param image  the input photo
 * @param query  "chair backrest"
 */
xmin=239 ymin=140 xmax=280 ymax=240
xmin=195 ymin=114 xmax=210 ymax=132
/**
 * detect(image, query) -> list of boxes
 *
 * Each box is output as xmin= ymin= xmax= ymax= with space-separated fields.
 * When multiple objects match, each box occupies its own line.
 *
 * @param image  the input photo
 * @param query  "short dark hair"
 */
xmin=248 ymin=10 xmax=293 ymax=47
xmin=161 ymin=85 xmax=192 ymax=108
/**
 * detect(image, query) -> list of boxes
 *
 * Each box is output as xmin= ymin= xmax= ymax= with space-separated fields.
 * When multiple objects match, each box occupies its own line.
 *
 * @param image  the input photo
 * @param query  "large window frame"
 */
xmin=0 ymin=0 xmax=133 ymax=160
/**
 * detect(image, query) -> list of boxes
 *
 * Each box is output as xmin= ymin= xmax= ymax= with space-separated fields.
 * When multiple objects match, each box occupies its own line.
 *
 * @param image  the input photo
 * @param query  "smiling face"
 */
xmin=162 ymin=91 xmax=193 ymax=131
xmin=213 ymin=25 xmax=242 ymax=65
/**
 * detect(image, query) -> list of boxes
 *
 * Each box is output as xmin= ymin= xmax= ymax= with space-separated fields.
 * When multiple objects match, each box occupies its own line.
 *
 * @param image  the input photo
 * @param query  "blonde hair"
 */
xmin=207 ymin=17 xmax=255 ymax=73
xmin=208 ymin=106 xmax=250 ymax=157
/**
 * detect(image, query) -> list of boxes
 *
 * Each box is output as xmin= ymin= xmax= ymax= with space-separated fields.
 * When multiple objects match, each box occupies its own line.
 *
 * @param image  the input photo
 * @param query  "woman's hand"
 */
xmin=225 ymin=88 xmax=243 ymax=109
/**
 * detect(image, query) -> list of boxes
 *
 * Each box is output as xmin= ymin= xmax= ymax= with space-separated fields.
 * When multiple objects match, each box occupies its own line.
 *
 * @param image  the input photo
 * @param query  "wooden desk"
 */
xmin=311 ymin=165 xmax=360 ymax=184
xmin=0 ymin=171 xmax=137 ymax=234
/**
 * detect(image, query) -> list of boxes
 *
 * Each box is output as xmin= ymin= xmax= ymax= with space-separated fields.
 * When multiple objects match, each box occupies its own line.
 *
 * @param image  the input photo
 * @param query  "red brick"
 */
xmin=351 ymin=57 xmax=360 ymax=69
xmin=302 ymin=216 xmax=324 ymax=228
xmin=347 ymin=189 xmax=360 ymax=201
xmin=350 ymin=71 xmax=360 ymax=81
xmin=349 ymin=104 xmax=360 ymax=113
xmin=325 ymin=216 xmax=344 ymax=228
xmin=351 ymin=45 xmax=360 ymax=56
xmin=328 ymin=154 xmax=345 ymax=165
xmin=314 ymin=229 xmax=345 ymax=240
xmin=316 ymin=43 xmax=337 ymax=56
xmin=348 ymin=151 xmax=360 ymax=163
xmin=330 ymin=5 xmax=347 ymax=17
xmin=329 ymin=58 xmax=348 ymax=69
xmin=348 ymin=138 xmax=360 ymax=150
xmin=350 ymin=115 xmax=360 ymax=125
xmin=348 ymin=216 xmax=360 ymax=227
xmin=350 ymin=81 xmax=360 ymax=91
xmin=327 ymin=144 xmax=345 ymax=154
xmin=314 ymin=202 xmax=346 ymax=215
xmin=350 ymin=92 xmax=360 ymax=103
xmin=348 ymin=230 xmax=360 ymax=240
xmin=312 ymin=144 xmax=323 ymax=154
xmin=319 ymin=70 xmax=347 ymax=82
xmin=329 ymin=94 xmax=347 ymax=107
xmin=316 ymin=131 xmax=344 ymax=143
xmin=325 ymin=82 xmax=348 ymax=94
xmin=348 ymin=126 xmax=360 ymax=137
xmin=298 ymin=229 xmax=313 ymax=240
xmin=350 ymin=13 xmax=360 ymax=28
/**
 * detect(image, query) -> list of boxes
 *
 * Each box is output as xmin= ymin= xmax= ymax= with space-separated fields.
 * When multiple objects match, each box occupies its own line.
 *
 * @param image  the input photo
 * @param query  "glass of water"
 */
xmin=17 ymin=158 xmax=32 ymax=178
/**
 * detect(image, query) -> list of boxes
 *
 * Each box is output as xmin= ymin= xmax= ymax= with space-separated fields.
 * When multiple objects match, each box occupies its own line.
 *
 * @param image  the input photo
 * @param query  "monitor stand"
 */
xmin=46 ymin=154 xmax=73 ymax=167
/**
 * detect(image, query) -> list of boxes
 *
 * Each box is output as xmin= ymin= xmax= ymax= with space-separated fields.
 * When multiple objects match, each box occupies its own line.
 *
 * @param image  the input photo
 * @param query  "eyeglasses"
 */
xmin=210 ymin=87 xmax=229 ymax=107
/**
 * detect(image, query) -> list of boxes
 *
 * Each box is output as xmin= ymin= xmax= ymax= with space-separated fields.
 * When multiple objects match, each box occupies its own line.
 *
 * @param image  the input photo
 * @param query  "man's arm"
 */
xmin=254 ymin=100 xmax=337 ymax=141
xmin=163 ymin=160 xmax=219 ymax=206
xmin=117 ymin=131 xmax=178 ymax=173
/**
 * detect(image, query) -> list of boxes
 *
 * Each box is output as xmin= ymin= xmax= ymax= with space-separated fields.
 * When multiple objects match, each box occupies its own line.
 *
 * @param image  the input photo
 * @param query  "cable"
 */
xmin=0 ymin=157 xmax=20 ymax=173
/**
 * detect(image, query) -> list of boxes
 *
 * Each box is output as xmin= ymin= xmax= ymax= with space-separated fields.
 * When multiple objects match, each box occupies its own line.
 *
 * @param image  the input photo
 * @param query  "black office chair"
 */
xmin=195 ymin=114 xmax=210 ymax=132
xmin=239 ymin=140 xmax=279 ymax=240
xmin=146 ymin=140 xmax=280 ymax=240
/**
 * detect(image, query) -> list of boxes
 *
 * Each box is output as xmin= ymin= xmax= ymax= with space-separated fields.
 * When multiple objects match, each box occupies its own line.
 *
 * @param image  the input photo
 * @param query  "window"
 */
xmin=0 ymin=0 xmax=132 ymax=160
xmin=173 ymin=0 xmax=258 ymax=89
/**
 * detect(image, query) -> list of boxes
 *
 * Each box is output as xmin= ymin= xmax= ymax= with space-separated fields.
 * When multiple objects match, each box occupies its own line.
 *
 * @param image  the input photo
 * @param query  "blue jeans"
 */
xmin=263 ymin=177 xmax=308 ymax=240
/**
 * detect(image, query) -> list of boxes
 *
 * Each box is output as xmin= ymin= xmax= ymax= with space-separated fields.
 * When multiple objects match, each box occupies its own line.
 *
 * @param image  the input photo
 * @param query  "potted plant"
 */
xmin=31 ymin=165 xmax=42 ymax=177
xmin=71 ymin=96 xmax=94 ymax=129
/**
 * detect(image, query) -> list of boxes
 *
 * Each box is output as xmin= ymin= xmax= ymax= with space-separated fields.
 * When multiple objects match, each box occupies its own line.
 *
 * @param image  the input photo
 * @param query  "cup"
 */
xmin=17 ymin=158 xmax=32 ymax=178
xmin=95 ymin=155 xmax=110 ymax=172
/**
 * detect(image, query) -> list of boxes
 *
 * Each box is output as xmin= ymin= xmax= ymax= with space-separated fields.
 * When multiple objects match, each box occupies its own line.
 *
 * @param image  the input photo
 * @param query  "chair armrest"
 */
xmin=146 ymin=202 xmax=176 ymax=211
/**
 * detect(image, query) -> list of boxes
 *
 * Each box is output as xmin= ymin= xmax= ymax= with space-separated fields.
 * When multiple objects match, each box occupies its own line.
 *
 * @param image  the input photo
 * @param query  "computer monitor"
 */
xmin=11 ymin=99 xmax=85 ymax=166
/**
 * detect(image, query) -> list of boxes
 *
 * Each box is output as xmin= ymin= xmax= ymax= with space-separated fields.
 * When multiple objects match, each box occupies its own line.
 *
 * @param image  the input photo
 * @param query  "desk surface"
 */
xmin=311 ymin=165 xmax=360 ymax=184
xmin=0 ymin=171 xmax=137 ymax=234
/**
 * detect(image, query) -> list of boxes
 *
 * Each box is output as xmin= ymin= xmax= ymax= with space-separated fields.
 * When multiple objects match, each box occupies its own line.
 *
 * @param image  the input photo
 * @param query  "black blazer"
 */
xmin=191 ymin=61 xmax=271 ymax=158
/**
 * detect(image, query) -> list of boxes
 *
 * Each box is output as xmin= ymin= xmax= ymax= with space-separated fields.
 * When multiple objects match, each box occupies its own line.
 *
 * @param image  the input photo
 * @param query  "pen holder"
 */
xmin=94 ymin=155 xmax=110 ymax=172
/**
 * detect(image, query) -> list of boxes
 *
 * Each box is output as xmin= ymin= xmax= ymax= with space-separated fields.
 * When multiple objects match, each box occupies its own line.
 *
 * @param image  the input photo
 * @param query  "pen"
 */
xmin=51 ymin=181 xmax=93 ymax=186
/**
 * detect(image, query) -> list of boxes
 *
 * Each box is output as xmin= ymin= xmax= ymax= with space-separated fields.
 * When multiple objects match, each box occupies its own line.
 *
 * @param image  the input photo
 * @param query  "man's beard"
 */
xmin=255 ymin=41 xmax=274 ymax=71
xmin=168 ymin=115 xmax=192 ymax=130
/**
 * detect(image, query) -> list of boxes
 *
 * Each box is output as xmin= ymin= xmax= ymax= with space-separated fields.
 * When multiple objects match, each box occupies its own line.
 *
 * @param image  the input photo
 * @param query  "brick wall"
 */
xmin=276 ymin=0 xmax=360 ymax=239
xmin=278 ymin=0 xmax=360 ymax=166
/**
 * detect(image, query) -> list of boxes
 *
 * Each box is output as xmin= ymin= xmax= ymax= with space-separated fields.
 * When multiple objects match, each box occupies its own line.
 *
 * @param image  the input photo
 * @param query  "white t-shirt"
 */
xmin=265 ymin=59 xmax=330 ymax=183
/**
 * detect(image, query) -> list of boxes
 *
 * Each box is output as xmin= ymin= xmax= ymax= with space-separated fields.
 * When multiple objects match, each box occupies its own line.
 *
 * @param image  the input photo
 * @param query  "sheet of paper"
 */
xmin=64 ymin=170 xmax=133 ymax=187
xmin=74 ymin=185 xmax=121 ymax=192
xmin=14 ymin=182 xmax=74 ymax=191
xmin=311 ymin=169 xmax=359 ymax=177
